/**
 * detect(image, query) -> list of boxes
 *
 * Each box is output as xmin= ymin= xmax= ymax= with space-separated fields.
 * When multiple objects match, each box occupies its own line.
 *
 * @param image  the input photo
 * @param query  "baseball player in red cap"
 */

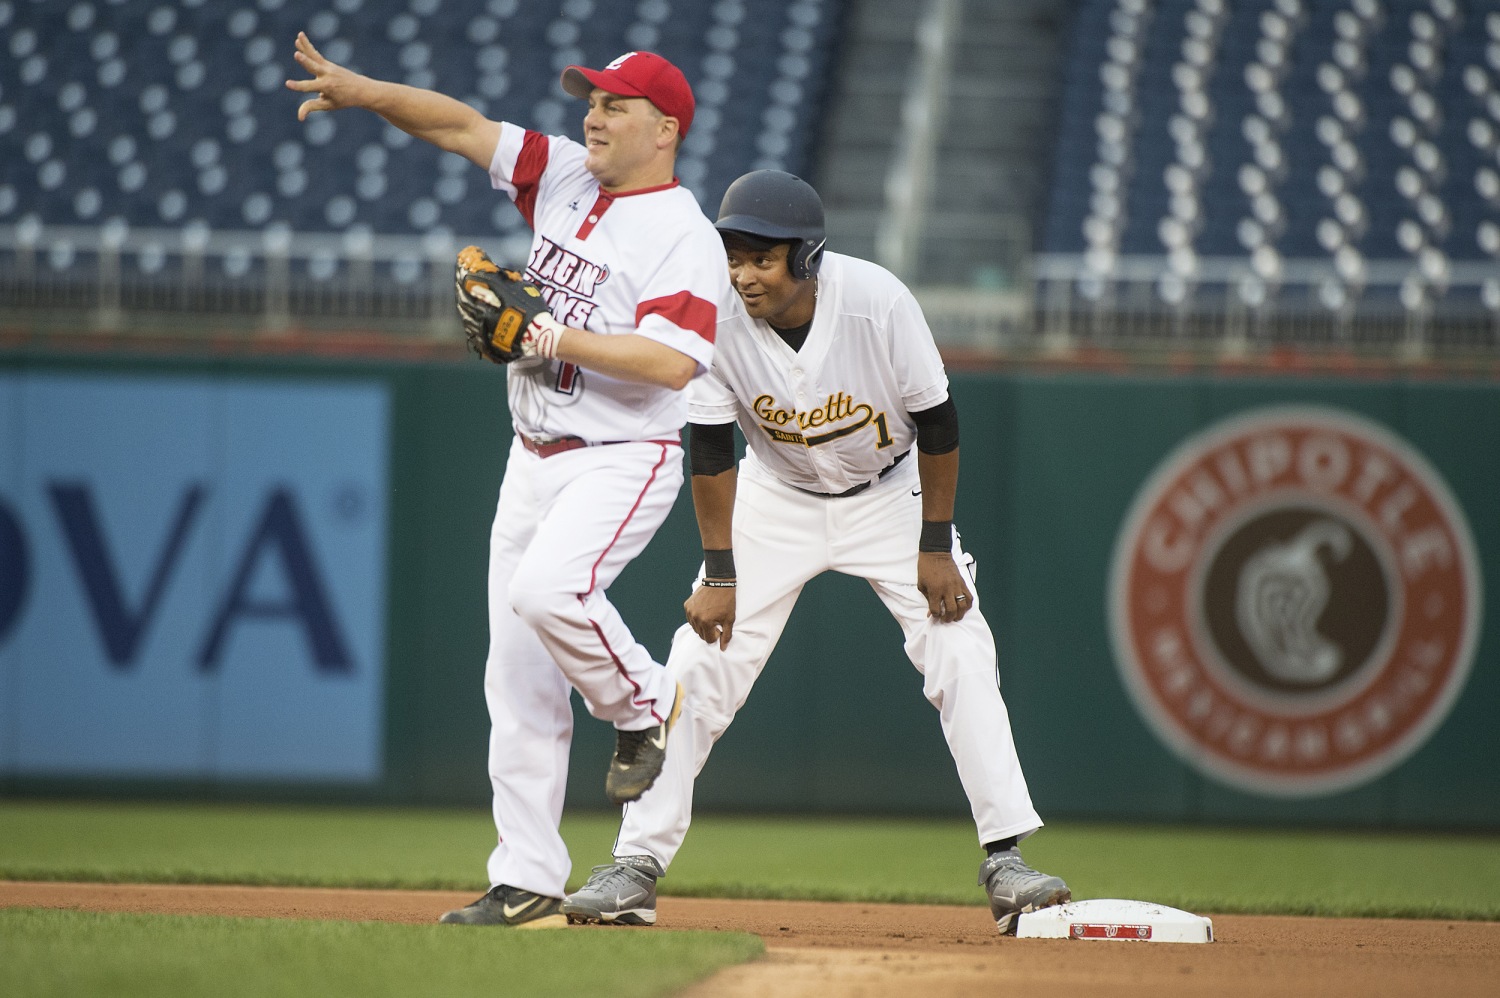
xmin=289 ymin=39 xmax=728 ymax=927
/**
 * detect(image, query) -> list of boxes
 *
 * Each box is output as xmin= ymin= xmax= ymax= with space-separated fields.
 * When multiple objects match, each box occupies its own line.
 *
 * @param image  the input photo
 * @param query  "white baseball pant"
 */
xmin=483 ymin=437 xmax=682 ymax=897
xmin=614 ymin=459 xmax=1044 ymax=869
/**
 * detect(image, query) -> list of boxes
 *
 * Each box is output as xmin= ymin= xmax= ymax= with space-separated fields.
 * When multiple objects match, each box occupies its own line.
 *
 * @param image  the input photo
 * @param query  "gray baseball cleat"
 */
xmin=438 ymin=884 xmax=566 ymax=928
xmin=562 ymin=855 xmax=664 ymax=926
xmin=605 ymin=683 xmax=683 ymax=805
xmin=979 ymin=847 xmax=1072 ymax=935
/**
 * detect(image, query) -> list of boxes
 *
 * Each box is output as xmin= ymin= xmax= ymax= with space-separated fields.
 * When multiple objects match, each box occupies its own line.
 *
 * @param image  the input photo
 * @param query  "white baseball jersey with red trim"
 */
xmin=489 ymin=122 xmax=725 ymax=442
xmin=471 ymin=124 xmax=723 ymax=898
xmin=689 ymin=252 xmax=949 ymax=491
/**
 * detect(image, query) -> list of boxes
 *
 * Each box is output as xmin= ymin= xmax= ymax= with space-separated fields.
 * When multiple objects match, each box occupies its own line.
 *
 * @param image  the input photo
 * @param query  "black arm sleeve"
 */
xmin=911 ymin=397 xmax=960 ymax=455
xmin=689 ymin=421 xmax=736 ymax=476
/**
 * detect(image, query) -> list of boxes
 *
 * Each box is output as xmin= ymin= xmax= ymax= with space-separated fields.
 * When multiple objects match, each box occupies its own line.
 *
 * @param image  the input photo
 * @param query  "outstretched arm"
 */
xmin=286 ymin=31 xmax=500 ymax=168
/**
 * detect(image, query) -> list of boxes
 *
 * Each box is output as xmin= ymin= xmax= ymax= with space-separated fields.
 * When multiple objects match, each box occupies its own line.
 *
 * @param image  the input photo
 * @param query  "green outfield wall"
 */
xmin=2 ymin=352 xmax=1495 ymax=830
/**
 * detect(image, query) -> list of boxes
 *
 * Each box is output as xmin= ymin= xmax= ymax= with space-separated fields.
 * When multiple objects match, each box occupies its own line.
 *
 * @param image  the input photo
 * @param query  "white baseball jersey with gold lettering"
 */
xmin=614 ymin=251 xmax=1045 ymax=870
xmin=687 ymin=252 xmax=948 ymax=492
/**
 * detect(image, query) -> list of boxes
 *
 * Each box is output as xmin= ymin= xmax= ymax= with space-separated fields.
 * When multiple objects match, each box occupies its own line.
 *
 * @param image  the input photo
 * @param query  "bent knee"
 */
xmin=508 ymin=581 xmax=575 ymax=629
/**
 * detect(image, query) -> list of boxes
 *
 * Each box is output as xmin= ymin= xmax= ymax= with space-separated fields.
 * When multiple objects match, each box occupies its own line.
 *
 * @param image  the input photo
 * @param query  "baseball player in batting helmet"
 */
xmin=563 ymin=170 xmax=1071 ymax=934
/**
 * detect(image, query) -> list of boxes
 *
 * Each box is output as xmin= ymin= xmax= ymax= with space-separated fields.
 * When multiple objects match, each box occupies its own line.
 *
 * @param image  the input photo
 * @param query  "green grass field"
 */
xmin=3 ymin=800 xmax=1499 ymax=997
xmin=0 ymin=908 xmax=762 ymax=998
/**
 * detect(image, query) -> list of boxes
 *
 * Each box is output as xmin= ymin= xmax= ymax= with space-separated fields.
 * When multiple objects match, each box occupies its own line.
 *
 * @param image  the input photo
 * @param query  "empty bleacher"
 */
xmin=0 ymin=0 xmax=846 ymax=333
xmin=5 ymin=0 xmax=1498 ymax=359
xmin=1039 ymin=0 xmax=1500 ymax=355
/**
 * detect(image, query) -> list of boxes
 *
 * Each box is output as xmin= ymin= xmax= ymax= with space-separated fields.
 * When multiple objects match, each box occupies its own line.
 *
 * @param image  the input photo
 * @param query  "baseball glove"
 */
xmin=455 ymin=245 xmax=549 ymax=364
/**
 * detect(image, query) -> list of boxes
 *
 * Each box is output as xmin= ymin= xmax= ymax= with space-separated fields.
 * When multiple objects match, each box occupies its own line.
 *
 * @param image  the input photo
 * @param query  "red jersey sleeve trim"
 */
xmin=636 ymin=291 xmax=717 ymax=344
xmin=512 ymin=131 xmax=550 ymax=228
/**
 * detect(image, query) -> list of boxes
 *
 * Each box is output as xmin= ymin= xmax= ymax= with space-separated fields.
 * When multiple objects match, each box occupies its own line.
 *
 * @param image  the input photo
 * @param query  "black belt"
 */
xmin=789 ymin=449 xmax=910 ymax=498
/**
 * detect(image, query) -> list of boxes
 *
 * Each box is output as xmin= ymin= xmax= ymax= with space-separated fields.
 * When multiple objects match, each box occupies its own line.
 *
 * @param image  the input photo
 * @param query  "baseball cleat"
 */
xmin=562 ymin=855 xmax=663 ymax=926
xmin=437 ymin=884 xmax=567 ymax=928
xmin=604 ymin=683 xmax=683 ymax=805
xmin=979 ymin=848 xmax=1072 ymax=935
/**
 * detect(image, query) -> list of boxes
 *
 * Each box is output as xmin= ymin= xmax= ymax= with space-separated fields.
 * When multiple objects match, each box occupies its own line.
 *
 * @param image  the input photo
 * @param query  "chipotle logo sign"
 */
xmin=1109 ymin=407 xmax=1481 ymax=797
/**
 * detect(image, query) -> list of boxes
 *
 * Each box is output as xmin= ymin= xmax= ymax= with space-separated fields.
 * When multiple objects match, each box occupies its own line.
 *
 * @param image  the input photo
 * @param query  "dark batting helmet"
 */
xmin=715 ymin=170 xmax=826 ymax=280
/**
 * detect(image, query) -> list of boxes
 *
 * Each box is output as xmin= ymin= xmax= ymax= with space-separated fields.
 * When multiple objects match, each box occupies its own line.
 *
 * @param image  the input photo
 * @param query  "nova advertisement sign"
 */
xmin=0 ymin=373 xmax=389 ymax=783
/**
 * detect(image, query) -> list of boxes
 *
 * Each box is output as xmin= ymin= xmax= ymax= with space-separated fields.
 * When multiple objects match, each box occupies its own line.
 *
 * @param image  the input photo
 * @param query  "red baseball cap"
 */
xmin=560 ymin=51 xmax=695 ymax=136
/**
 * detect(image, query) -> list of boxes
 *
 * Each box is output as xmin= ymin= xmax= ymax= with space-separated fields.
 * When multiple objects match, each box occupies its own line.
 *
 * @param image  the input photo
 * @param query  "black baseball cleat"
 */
xmin=438 ymin=884 xmax=566 ymax=927
xmin=604 ymin=683 xmax=683 ymax=805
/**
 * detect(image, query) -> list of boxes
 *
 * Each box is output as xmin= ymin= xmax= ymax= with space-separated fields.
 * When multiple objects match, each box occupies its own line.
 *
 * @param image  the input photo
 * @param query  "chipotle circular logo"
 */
xmin=1110 ymin=407 xmax=1481 ymax=797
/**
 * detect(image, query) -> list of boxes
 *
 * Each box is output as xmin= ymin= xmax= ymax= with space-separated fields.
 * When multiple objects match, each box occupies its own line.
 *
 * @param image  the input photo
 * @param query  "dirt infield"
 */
xmin=4 ymin=881 xmax=1497 ymax=997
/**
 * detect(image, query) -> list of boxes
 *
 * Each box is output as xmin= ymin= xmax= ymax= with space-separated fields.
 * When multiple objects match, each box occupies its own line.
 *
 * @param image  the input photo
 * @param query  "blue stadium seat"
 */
xmin=1044 ymin=0 xmax=1500 ymax=311
xmin=0 ymin=0 xmax=845 ymax=241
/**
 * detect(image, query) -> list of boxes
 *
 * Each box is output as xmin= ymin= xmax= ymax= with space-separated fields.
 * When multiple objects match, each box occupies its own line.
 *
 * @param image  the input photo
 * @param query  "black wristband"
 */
xmin=704 ymin=548 xmax=736 ymax=579
xmin=701 ymin=578 xmax=736 ymax=588
xmin=919 ymin=520 xmax=952 ymax=552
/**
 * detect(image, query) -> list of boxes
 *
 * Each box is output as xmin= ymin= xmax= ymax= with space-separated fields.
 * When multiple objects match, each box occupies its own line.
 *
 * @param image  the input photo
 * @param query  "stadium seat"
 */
xmin=1044 ymin=0 xmax=1500 ymax=313
xmin=0 ymin=0 xmax=845 ymax=252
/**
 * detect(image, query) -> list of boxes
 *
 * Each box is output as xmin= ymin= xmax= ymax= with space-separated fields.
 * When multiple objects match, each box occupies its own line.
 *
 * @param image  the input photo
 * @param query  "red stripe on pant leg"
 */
xmin=580 ymin=607 xmax=664 ymax=724
xmin=577 ymin=442 xmax=674 ymax=725
xmin=586 ymin=443 xmax=671 ymax=595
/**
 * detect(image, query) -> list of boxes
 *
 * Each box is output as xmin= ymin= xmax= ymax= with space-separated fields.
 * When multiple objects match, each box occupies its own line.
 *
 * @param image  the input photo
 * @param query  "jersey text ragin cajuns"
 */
xmin=689 ymin=252 xmax=948 ymax=494
xmin=487 ymin=122 xmax=727 ymax=442
xmin=526 ymin=235 xmax=609 ymax=327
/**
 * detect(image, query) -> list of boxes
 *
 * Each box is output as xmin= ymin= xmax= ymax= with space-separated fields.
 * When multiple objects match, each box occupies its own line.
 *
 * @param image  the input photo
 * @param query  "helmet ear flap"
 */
xmin=790 ymin=238 xmax=826 ymax=281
